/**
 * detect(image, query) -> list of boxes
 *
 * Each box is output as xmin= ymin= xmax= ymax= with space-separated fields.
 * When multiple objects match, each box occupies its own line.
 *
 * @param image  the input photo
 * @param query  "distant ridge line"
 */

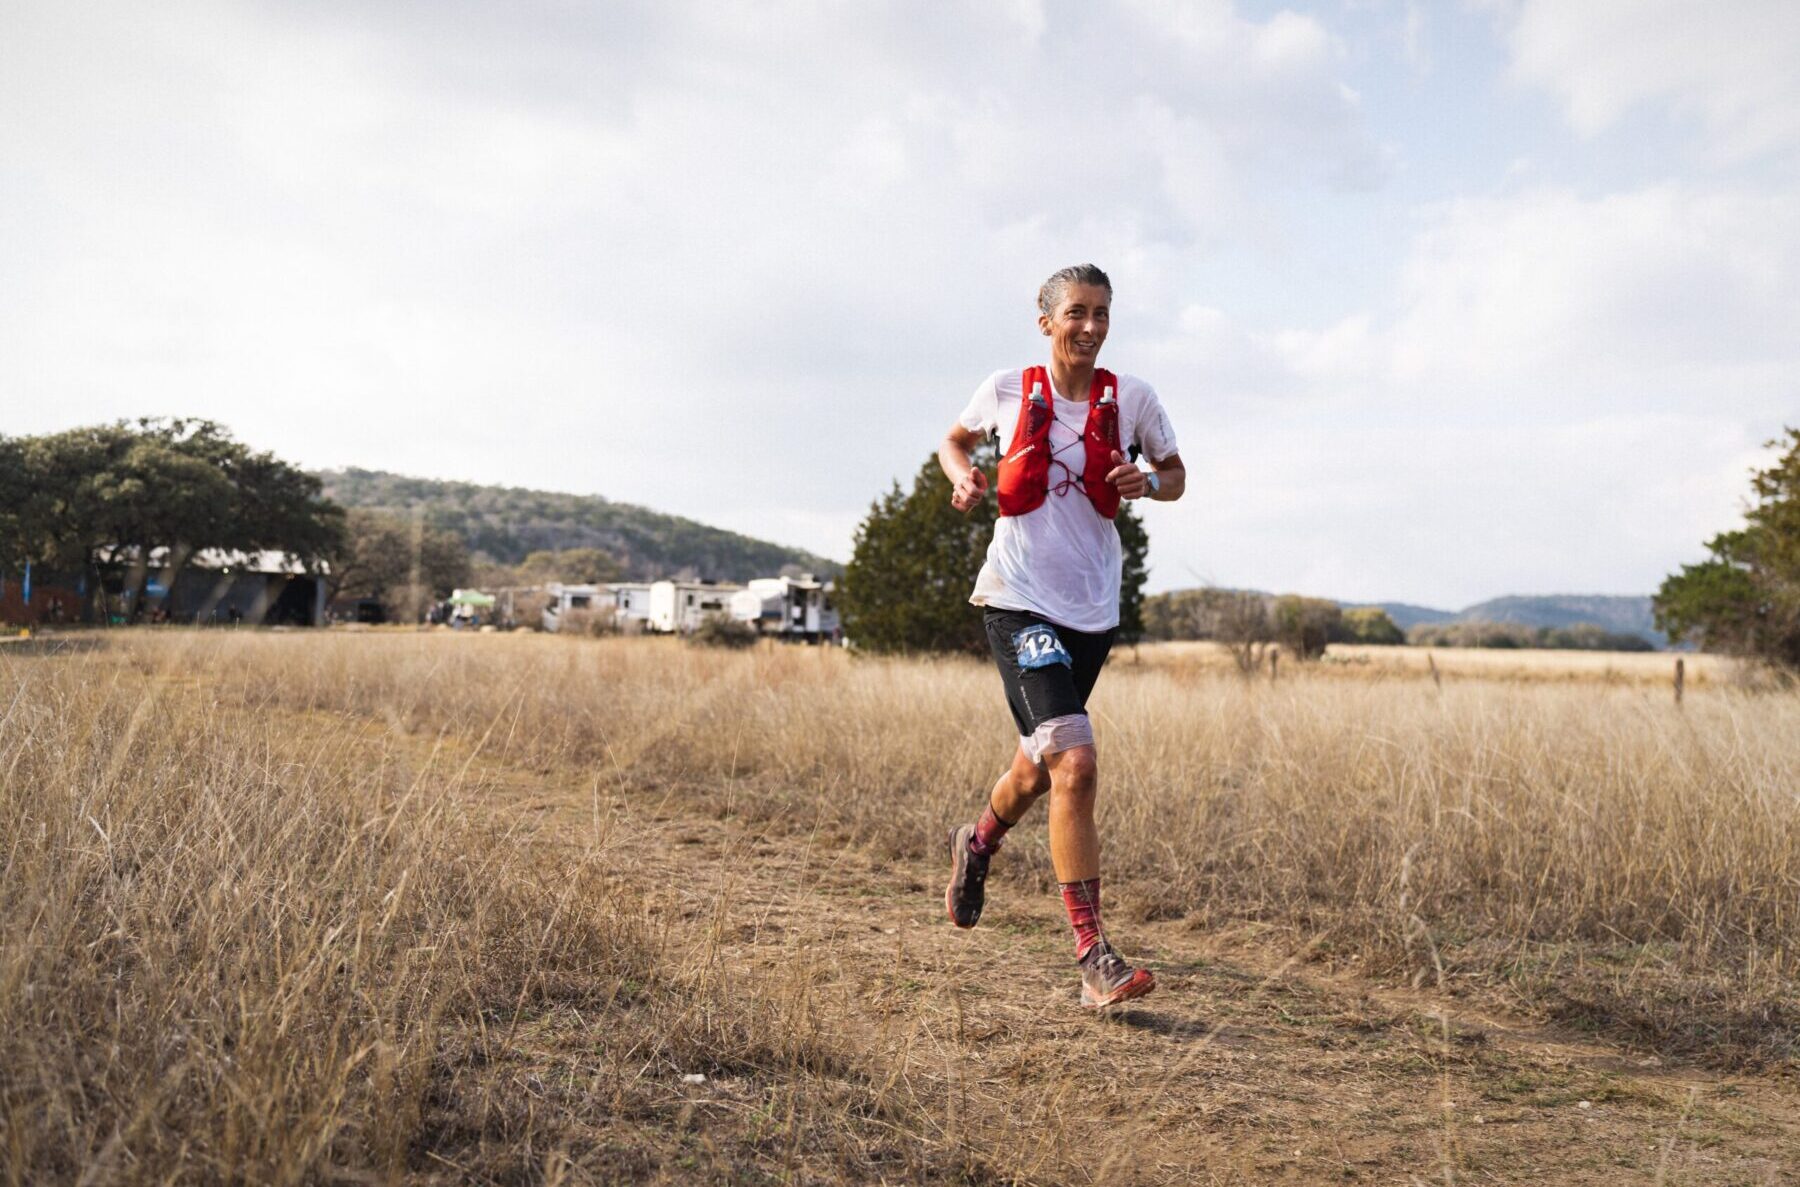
xmin=1150 ymin=587 xmax=1661 ymax=645
xmin=1347 ymin=593 xmax=1661 ymax=644
xmin=316 ymin=467 xmax=841 ymax=583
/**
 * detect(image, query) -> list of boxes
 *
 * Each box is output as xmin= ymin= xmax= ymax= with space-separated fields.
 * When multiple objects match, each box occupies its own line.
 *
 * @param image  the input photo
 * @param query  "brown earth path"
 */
xmin=306 ymin=708 xmax=1800 ymax=1185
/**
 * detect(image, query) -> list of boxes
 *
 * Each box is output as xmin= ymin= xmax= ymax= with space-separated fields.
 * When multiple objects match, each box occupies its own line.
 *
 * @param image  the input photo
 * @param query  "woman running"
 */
xmin=939 ymin=263 xmax=1185 ymax=1009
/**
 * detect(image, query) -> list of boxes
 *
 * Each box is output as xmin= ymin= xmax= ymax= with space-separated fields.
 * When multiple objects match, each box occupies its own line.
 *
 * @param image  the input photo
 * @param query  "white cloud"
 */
xmin=1149 ymin=411 xmax=1767 ymax=605
xmin=1498 ymin=0 xmax=1800 ymax=160
xmin=1130 ymin=180 xmax=1797 ymax=605
xmin=0 ymin=0 xmax=1385 ymax=558
xmin=1387 ymin=185 xmax=1800 ymax=418
xmin=1401 ymin=2 xmax=1430 ymax=73
xmin=4 ymin=1 xmax=1787 ymax=608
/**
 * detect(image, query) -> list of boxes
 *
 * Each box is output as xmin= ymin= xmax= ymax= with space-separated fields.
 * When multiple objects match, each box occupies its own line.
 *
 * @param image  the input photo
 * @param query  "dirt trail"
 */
xmin=317 ymin=710 xmax=1800 ymax=1185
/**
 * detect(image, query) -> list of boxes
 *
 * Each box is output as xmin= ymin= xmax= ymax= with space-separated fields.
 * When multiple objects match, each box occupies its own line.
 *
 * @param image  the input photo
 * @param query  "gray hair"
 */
xmin=1037 ymin=264 xmax=1112 ymax=317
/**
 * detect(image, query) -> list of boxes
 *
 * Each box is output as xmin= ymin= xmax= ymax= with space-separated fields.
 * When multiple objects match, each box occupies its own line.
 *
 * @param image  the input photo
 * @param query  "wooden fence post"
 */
xmin=1674 ymin=657 xmax=1685 ymax=706
xmin=1269 ymin=647 xmax=1279 ymax=682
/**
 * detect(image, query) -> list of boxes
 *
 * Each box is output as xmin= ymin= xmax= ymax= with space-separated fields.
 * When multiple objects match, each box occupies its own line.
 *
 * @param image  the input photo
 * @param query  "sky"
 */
xmin=3 ymin=0 xmax=1796 ymax=608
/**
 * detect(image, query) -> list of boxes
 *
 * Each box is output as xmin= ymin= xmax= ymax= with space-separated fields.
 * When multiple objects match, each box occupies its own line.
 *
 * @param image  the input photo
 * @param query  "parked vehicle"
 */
xmin=729 ymin=575 xmax=838 ymax=641
xmin=647 ymin=580 xmax=743 ymax=634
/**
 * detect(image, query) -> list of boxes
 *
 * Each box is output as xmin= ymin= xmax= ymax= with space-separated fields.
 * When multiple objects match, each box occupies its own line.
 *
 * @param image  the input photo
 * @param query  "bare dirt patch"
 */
xmin=390 ymin=716 xmax=1800 ymax=1185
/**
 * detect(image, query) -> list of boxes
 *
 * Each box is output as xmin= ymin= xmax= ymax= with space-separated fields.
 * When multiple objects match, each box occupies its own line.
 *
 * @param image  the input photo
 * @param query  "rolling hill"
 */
xmin=317 ymin=468 xmax=840 ymax=582
xmin=1358 ymin=602 xmax=1459 ymax=631
xmin=1458 ymin=594 xmax=1657 ymax=637
xmin=1351 ymin=594 xmax=1662 ymax=645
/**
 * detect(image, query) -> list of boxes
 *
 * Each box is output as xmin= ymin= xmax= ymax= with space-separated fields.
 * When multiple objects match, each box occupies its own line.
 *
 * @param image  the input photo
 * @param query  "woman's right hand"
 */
xmin=951 ymin=467 xmax=989 ymax=513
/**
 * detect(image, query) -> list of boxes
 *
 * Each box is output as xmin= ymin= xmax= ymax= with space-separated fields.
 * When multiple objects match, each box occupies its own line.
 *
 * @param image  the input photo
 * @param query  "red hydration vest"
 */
xmin=996 ymin=366 xmax=1123 ymax=520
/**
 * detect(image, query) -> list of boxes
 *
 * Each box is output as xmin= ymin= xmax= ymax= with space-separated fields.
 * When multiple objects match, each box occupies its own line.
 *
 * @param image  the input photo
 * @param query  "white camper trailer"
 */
xmin=647 ymin=580 xmax=743 ymax=634
xmin=541 ymin=583 xmax=606 ymax=632
xmin=728 ymin=575 xmax=839 ymax=641
xmin=609 ymin=582 xmax=653 ymax=625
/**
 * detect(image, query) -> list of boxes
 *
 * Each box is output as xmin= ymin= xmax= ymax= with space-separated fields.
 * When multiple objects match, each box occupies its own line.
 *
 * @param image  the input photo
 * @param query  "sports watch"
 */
xmin=1142 ymin=468 xmax=1161 ymax=495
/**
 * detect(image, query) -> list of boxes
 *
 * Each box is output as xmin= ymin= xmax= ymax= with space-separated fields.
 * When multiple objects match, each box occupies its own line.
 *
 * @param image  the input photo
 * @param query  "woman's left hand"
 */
xmin=1104 ymin=450 xmax=1150 ymax=499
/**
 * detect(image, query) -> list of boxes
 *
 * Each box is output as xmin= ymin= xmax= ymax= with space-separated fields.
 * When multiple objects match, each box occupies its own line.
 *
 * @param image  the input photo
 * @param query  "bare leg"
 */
xmin=989 ymin=742 xmax=1051 ymax=824
xmin=1044 ymin=744 xmax=1099 ymax=883
xmin=949 ymin=743 xmax=1051 ymax=927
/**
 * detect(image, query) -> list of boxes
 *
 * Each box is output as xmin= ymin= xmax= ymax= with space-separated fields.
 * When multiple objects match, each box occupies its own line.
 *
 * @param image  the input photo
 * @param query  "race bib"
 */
xmin=1012 ymin=623 xmax=1073 ymax=671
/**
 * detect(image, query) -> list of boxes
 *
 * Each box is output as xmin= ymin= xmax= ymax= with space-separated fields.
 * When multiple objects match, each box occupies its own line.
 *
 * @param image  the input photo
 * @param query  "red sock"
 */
xmin=1061 ymin=877 xmax=1102 ymax=958
xmin=968 ymin=803 xmax=1013 ymax=855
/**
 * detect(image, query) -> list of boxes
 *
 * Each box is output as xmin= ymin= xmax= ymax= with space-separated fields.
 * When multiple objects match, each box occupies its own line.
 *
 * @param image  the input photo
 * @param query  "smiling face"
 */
xmin=1039 ymin=282 xmax=1110 ymax=373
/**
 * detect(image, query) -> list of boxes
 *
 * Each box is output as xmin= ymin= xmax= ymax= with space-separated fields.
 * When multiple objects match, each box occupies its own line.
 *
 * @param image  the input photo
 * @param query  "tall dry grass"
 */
xmin=6 ymin=628 xmax=1796 ymax=1182
xmin=0 ymin=636 xmax=981 ymax=1183
xmin=150 ymin=629 xmax=1800 ymax=1066
xmin=1155 ymin=639 xmax=1739 ymax=685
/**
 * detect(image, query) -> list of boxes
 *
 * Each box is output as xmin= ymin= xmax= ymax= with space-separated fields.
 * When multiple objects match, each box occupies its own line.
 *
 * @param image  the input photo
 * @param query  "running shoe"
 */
xmin=944 ymin=823 xmax=990 ymax=928
xmin=1078 ymin=939 xmax=1156 ymax=1009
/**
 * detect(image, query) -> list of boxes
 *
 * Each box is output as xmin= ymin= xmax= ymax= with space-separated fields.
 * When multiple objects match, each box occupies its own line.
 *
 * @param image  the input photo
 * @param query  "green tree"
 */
xmin=327 ymin=508 xmax=471 ymax=621
xmin=1336 ymin=606 xmax=1405 ymax=646
xmin=516 ymin=547 xmax=623 ymax=585
xmin=2 ymin=420 xmax=342 ymax=614
xmin=1272 ymin=595 xmax=1340 ymax=660
xmin=1140 ymin=589 xmax=1181 ymax=640
xmin=222 ymin=444 xmax=343 ymax=563
xmin=0 ymin=436 xmax=35 ymax=571
xmin=839 ymin=451 xmax=1149 ymax=653
xmin=1214 ymin=590 xmax=1274 ymax=674
xmin=840 ymin=455 xmax=996 ymax=654
xmin=1115 ymin=502 xmax=1149 ymax=643
xmin=1655 ymin=427 xmax=1800 ymax=669
xmin=10 ymin=422 xmax=171 ymax=572
xmin=1143 ymin=587 xmax=1253 ymax=642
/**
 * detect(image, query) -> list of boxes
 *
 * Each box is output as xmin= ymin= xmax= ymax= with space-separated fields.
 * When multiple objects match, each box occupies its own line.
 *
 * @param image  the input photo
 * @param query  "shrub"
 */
xmin=1410 ymin=621 xmax=1533 ymax=649
xmin=559 ymin=605 xmax=617 ymax=637
xmin=1540 ymin=623 xmax=1655 ymax=652
xmin=1272 ymin=595 xmax=1340 ymax=660
xmin=1142 ymin=587 xmax=1268 ymax=644
xmin=689 ymin=612 xmax=757 ymax=649
xmin=509 ymin=589 xmax=553 ymax=631
xmin=1337 ymin=606 xmax=1405 ymax=645
xmin=1408 ymin=620 xmax=1655 ymax=651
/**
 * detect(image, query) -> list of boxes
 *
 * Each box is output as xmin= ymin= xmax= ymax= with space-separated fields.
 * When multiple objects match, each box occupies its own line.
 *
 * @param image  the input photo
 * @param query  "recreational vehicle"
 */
xmin=728 ymin=575 xmax=839 ymax=641
xmin=647 ymin=580 xmax=743 ymax=634
xmin=541 ymin=583 xmax=605 ymax=632
xmin=609 ymin=582 xmax=653 ymax=625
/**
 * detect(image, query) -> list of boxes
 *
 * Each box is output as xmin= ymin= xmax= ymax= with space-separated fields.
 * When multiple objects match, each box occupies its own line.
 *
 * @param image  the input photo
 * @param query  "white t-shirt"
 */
xmin=957 ymin=367 xmax=1179 ymax=633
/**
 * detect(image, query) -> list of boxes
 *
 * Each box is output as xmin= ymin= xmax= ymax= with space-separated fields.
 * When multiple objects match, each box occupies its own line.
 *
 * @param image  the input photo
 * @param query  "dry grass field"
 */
xmin=1139 ymin=641 xmax=1736 ymax=686
xmin=3 ymin=629 xmax=1797 ymax=1184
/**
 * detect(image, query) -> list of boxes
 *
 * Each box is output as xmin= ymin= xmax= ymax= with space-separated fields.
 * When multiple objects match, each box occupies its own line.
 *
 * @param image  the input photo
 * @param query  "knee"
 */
xmin=1050 ymin=745 xmax=1098 ymax=798
xmin=1010 ymin=750 xmax=1052 ymax=798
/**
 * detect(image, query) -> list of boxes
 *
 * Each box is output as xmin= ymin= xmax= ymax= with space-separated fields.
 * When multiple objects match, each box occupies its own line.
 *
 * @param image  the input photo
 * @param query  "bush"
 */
xmin=1540 ymin=623 xmax=1655 ymax=652
xmin=559 ymin=605 xmax=617 ymax=637
xmin=1140 ymin=587 xmax=1275 ymax=673
xmin=1408 ymin=620 xmax=1655 ymax=651
xmin=1410 ymin=621 xmax=1533 ymax=649
xmin=1142 ymin=587 xmax=1266 ymax=643
xmin=1336 ymin=606 xmax=1405 ymax=646
xmin=689 ymin=612 xmax=757 ymax=649
xmin=508 ymin=589 xmax=553 ymax=631
xmin=1272 ymin=595 xmax=1340 ymax=660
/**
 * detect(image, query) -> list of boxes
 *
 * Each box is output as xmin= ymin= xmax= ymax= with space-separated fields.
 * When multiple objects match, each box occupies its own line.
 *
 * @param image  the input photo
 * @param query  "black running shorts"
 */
xmin=983 ymin=607 xmax=1116 ymax=737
